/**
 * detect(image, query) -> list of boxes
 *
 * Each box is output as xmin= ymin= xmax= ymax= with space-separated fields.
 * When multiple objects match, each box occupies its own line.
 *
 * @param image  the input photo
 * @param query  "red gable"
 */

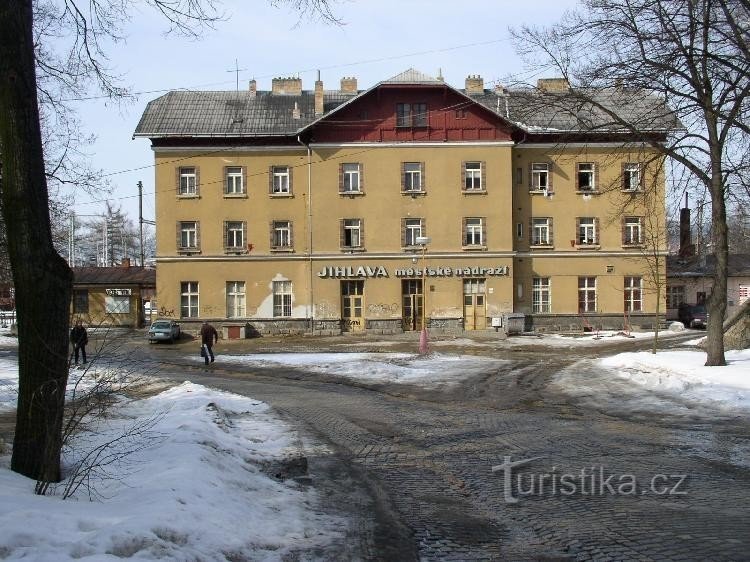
xmin=306 ymin=84 xmax=514 ymax=143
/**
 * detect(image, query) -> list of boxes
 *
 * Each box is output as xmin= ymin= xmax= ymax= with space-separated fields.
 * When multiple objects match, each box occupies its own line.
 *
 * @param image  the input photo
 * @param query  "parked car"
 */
xmin=678 ymin=303 xmax=707 ymax=329
xmin=148 ymin=319 xmax=181 ymax=343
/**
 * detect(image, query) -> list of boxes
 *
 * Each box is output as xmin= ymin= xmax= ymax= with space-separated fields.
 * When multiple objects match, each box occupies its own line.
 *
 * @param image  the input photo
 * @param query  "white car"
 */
xmin=148 ymin=320 xmax=181 ymax=343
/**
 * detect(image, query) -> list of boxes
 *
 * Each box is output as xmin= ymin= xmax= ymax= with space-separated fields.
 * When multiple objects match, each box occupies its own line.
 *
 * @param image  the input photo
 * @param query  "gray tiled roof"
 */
xmin=73 ymin=267 xmax=156 ymax=285
xmin=135 ymin=70 xmax=678 ymax=138
xmin=667 ymin=254 xmax=750 ymax=277
xmin=134 ymin=90 xmax=354 ymax=138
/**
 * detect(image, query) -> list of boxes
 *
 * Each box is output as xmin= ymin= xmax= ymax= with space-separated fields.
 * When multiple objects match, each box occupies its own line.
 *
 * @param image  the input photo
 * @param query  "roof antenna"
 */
xmin=437 ymin=67 xmax=444 ymax=82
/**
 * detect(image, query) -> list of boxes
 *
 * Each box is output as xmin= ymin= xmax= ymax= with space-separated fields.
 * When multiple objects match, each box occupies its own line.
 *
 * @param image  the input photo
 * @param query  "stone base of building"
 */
xmin=365 ymin=318 xmax=403 ymax=334
xmin=427 ymin=317 xmax=464 ymax=335
xmin=526 ymin=313 xmax=665 ymax=333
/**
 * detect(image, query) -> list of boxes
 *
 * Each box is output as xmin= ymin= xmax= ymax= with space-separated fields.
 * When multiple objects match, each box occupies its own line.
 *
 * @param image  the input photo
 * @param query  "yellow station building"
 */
xmin=135 ymin=69 xmax=672 ymax=336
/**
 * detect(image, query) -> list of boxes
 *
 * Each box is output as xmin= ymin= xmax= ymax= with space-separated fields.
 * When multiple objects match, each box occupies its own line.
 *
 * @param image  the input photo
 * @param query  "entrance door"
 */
xmin=402 ymin=280 xmax=423 ymax=331
xmin=463 ymin=278 xmax=487 ymax=330
xmin=341 ymin=280 xmax=364 ymax=332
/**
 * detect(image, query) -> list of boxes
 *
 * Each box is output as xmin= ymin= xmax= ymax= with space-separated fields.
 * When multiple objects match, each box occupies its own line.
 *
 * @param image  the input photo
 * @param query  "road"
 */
xmin=4 ymin=331 xmax=750 ymax=560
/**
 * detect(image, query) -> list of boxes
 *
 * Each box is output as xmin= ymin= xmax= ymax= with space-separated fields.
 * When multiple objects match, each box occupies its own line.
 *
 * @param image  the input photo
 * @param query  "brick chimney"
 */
xmin=465 ymin=75 xmax=484 ymax=95
xmin=248 ymin=79 xmax=257 ymax=99
xmin=340 ymin=76 xmax=358 ymax=94
xmin=679 ymin=195 xmax=696 ymax=257
xmin=120 ymin=258 xmax=131 ymax=268
xmin=272 ymin=77 xmax=302 ymax=96
xmin=537 ymin=78 xmax=570 ymax=93
xmin=314 ymin=71 xmax=324 ymax=115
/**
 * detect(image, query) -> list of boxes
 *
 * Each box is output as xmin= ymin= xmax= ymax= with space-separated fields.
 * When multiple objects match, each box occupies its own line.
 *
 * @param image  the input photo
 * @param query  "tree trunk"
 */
xmin=0 ymin=0 xmax=73 ymax=482
xmin=705 ymin=161 xmax=728 ymax=366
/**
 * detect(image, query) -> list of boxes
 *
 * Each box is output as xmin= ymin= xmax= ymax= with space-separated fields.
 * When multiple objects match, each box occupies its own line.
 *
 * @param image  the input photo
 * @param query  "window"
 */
xmin=578 ymin=277 xmax=597 ymax=313
xmin=403 ymin=218 xmax=424 ymax=247
xmin=273 ymin=280 xmax=292 ymax=317
xmin=402 ymin=162 xmax=424 ymax=192
xmin=271 ymin=220 xmax=293 ymax=250
xmin=341 ymin=163 xmax=361 ymax=193
xmin=464 ymin=217 xmax=485 ymax=246
xmin=270 ymin=166 xmax=291 ymax=194
xmin=455 ymin=108 xmax=468 ymax=119
xmin=531 ymin=218 xmax=552 ymax=246
xmin=342 ymin=219 xmax=362 ymax=248
xmin=624 ymin=276 xmax=643 ymax=312
xmin=517 ymin=223 xmax=523 ymax=240
xmin=178 ymin=167 xmax=197 ymax=195
xmin=225 ymin=167 xmax=245 ymax=194
xmin=577 ymin=217 xmax=598 ymax=245
xmin=178 ymin=221 xmax=199 ymax=251
xmin=226 ymin=281 xmax=246 ymax=318
xmin=463 ymin=162 xmax=484 ymax=191
xmin=667 ymin=285 xmax=685 ymax=308
xmin=530 ymin=163 xmax=549 ymax=191
xmin=577 ymin=163 xmax=596 ymax=191
xmin=739 ymin=284 xmax=749 ymax=304
xmin=224 ymin=221 xmax=246 ymax=251
xmin=623 ymin=217 xmax=643 ymax=245
xmin=180 ymin=281 xmax=199 ymax=318
xmin=623 ymin=163 xmax=641 ymax=191
xmin=532 ymin=277 xmax=551 ymax=313
xmin=105 ymin=295 xmax=130 ymax=314
xmin=73 ymin=289 xmax=89 ymax=314
xmin=396 ymin=102 xmax=427 ymax=127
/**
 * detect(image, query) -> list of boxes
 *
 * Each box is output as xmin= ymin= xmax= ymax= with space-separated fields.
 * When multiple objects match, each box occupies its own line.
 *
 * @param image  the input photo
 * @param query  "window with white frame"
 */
xmin=180 ymin=281 xmax=199 ymax=318
xmin=341 ymin=163 xmax=361 ymax=193
xmin=225 ymin=167 xmax=244 ymax=194
xmin=403 ymin=218 xmax=423 ymax=246
xmin=178 ymin=167 xmax=197 ymax=195
xmin=464 ymin=162 xmax=483 ymax=191
xmin=178 ymin=221 xmax=198 ymax=250
xmin=225 ymin=221 xmax=245 ymax=250
xmin=273 ymin=280 xmax=292 ymax=317
xmin=403 ymin=163 xmax=423 ymax=192
xmin=105 ymin=295 xmax=130 ymax=314
xmin=531 ymin=163 xmax=549 ymax=191
xmin=577 ymin=217 xmax=597 ymax=245
xmin=739 ymin=284 xmax=749 ymax=304
xmin=623 ymin=163 xmax=641 ymax=191
xmin=342 ymin=219 xmax=362 ymax=248
xmin=578 ymin=276 xmax=597 ymax=313
xmin=531 ymin=218 xmax=552 ymax=246
xmin=667 ymin=285 xmax=685 ymax=308
xmin=624 ymin=276 xmax=643 ymax=312
xmin=532 ymin=277 xmax=551 ymax=313
xmin=623 ymin=217 xmax=643 ymax=245
xmin=226 ymin=281 xmax=246 ymax=318
xmin=464 ymin=217 xmax=484 ymax=246
xmin=577 ymin=163 xmax=595 ymax=191
xmin=272 ymin=220 xmax=292 ymax=249
xmin=271 ymin=166 xmax=290 ymax=194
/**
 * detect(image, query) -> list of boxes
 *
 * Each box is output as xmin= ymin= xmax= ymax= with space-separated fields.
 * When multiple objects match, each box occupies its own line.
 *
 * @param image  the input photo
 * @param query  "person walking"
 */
xmin=199 ymin=321 xmax=218 ymax=365
xmin=70 ymin=319 xmax=88 ymax=367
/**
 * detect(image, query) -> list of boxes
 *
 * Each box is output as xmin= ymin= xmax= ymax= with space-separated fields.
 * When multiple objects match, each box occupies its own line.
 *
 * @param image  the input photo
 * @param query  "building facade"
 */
xmin=135 ymin=69 xmax=670 ymax=336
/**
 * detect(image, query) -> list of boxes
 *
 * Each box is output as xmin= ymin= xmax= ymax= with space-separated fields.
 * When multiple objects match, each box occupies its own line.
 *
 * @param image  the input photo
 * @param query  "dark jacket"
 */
xmin=70 ymin=325 xmax=88 ymax=346
xmin=200 ymin=324 xmax=218 ymax=345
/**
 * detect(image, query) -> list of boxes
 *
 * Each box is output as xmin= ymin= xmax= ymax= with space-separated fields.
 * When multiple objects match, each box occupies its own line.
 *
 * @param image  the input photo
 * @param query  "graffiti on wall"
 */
xmin=366 ymin=302 xmax=399 ymax=317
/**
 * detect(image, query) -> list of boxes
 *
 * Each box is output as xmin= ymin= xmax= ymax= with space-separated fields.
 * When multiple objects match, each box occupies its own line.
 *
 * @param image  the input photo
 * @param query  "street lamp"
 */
xmin=415 ymin=236 xmax=431 ymax=354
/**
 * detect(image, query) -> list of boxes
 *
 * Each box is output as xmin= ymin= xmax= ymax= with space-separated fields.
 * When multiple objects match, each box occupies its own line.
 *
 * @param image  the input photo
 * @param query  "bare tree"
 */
xmin=512 ymin=0 xmax=750 ymax=366
xmin=1 ymin=0 xmax=336 ymax=482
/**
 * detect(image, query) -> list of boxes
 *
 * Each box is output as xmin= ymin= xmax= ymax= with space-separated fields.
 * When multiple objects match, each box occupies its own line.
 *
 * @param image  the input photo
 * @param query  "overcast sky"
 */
xmin=69 ymin=0 xmax=581 ymax=222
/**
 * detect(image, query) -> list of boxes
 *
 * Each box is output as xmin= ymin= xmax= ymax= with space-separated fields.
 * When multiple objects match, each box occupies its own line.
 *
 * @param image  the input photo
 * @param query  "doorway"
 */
xmin=341 ymin=280 xmax=364 ymax=332
xmin=401 ymin=279 xmax=423 ymax=331
xmin=463 ymin=278 xmax=486 ymax=330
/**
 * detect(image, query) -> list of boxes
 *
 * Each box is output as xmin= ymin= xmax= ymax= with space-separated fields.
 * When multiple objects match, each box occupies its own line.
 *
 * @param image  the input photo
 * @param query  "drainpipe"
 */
xmin=298 ymin=135 xmax=314 ymax=333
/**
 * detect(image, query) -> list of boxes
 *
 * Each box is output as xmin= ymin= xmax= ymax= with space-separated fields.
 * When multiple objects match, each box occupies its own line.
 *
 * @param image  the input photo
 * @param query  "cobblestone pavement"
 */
xmin=11 ymin=331 xmax=750 ymax=560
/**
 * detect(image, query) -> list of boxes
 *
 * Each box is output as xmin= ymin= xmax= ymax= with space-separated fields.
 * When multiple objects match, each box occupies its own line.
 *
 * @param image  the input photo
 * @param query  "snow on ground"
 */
xmin=554 ymin=349 xmax=750 ymax=415
xmin=0 ymin=382 xmax=344 ymax=560
xmin=214 ymin=352 xmax=508 ymax=387
xmin=0 ymin=351 xmax=18 ymax=412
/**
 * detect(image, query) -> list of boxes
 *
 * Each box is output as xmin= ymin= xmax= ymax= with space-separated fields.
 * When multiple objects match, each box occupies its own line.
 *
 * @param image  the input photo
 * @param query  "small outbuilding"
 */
xmin=71 ymin=261 xmax=156 ymax=327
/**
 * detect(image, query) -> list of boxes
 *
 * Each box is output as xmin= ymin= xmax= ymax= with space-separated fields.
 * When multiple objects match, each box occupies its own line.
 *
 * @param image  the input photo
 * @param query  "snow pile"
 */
xmin=0 ymin=382 xmax=344 ymax=560
xmin=600 ymin=349 xmax=750 ymax=411
xmin=217 ymin=352 xmax=508 ymax=387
